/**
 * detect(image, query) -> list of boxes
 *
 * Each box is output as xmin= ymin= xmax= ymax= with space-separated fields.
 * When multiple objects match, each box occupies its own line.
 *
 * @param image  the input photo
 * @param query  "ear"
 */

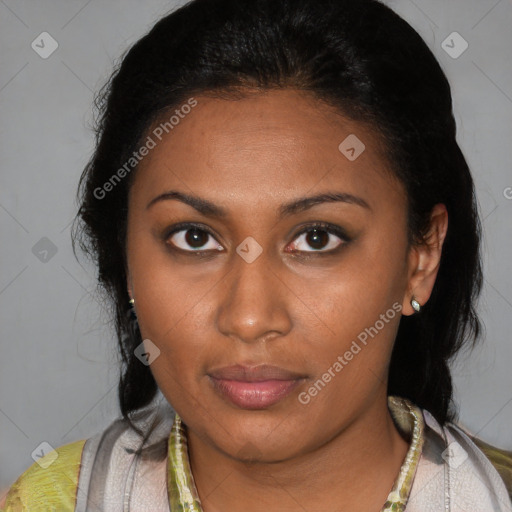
xmin=402 ymin=204 xmax=448 ymax=316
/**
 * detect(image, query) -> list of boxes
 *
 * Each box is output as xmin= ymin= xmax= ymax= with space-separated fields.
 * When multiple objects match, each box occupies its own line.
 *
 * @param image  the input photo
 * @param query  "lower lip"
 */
xmin=208 ymin=377 xmax=302 ymax=409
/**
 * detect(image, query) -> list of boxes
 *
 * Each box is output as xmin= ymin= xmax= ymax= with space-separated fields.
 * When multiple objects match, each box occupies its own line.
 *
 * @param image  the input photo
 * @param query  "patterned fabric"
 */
xmin=167 ymin=415 xmax=203 ymax=511
xmin=381 ymin=397 xmax=425 ymax=511
xmin=1 ymin=440 xmax=85 ymax=511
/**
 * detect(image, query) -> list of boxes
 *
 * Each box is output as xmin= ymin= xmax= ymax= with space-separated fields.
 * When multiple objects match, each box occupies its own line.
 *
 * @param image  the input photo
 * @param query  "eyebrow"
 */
xmin=146 ymin=190 xmax=371 ymax=218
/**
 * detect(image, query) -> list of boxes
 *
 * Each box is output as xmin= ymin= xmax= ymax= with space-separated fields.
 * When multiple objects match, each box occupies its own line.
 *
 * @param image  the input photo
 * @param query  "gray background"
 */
xmin=1 ymin=0 xmax=511 ymax=493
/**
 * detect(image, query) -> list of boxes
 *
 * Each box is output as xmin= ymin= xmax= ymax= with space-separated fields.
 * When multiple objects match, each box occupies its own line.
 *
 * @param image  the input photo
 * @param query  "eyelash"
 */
xmin=163 ymin=221 xmax=351 ymax=257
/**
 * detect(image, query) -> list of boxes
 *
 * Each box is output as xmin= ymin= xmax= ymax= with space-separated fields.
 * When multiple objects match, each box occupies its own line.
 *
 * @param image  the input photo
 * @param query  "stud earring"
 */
xmin=411 ymin=297 xmax=421 ymax=313
xmin=128 ymin=297 xmax=138 ymax=324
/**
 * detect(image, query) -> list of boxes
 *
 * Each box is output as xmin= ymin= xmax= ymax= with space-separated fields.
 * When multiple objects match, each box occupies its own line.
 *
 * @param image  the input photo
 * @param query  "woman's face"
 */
xmin=126 ymin=89 xmax=414 ymax=462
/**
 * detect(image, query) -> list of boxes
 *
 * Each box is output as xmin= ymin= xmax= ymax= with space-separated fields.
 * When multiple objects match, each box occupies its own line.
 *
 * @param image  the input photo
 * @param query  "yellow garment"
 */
xmin=1 ymin=440 xmax=85 ymax=512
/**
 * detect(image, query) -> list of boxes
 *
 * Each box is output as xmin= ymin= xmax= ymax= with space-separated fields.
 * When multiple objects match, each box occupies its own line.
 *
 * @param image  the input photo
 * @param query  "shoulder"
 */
xmin=418 ymin=408 xmax=512 ymax=509
xmin=444 ymin=420 xmax=512 ymax=502
xmin=471 ymin=436 xmax=512 ymax=501
xmin=0 ymin=439 xmax=86 ymax=512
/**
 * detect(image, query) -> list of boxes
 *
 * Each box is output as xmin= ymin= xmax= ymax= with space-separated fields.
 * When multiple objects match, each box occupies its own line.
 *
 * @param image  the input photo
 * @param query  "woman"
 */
xmin=2 ymin=0 xmax=511 ymax=510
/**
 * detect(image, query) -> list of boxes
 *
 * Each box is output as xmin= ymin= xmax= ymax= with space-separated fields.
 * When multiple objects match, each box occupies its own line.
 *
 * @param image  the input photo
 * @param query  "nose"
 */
xmin=215 ymin=248 xmax=293 ymax=344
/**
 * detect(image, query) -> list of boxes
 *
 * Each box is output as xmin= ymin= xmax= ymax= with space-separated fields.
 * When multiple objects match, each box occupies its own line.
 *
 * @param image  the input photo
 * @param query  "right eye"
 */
xmin=165 ymin=223 xmax=224 ymax=253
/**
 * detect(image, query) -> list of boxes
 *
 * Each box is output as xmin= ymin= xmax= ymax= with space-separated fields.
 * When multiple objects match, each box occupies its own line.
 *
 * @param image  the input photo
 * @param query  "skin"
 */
xmin=125 ymin=88 xmax=448 ymax=512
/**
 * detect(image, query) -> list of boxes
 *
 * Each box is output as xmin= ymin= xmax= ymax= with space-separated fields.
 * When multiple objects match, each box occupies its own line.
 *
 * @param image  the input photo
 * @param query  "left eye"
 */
xmin=289 ymin=226 xmax=347 ymax=253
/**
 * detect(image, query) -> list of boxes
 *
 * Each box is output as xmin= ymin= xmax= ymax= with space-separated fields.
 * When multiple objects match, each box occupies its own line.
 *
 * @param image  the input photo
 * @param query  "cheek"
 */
xmin=135 ymin=274 xmax=212 ymax=381
xmin=138 ymin=290 xmax=210 ymax=411
xmin=302 ymin=237 xmax=406 ymax=337
xmin=127 ymin=230 xmax=208 ymax=339
xmin=303 ymin=278 xmax=400 ymax=377
xmin=294 ymin=235 xmax=406 ymax=383
xmin=126 ymin=239 xmax=214 ymax=393
xmin=295 ymin=287 xmax=401 ymax=422
xmin=149 ymin=340 xmax=203 ymax=408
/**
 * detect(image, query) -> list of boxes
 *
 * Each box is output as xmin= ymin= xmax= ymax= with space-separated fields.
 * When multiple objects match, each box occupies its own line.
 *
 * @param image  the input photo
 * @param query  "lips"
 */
xmin=208 ymin=364 xmax=305 ymax=382
xmin=207 ymin=364 xmax=306 ymax=409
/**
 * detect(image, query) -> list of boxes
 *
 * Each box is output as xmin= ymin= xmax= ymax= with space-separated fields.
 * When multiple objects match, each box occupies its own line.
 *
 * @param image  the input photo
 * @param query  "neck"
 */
xmin=186 ymin=392 xmax=410 ymax=512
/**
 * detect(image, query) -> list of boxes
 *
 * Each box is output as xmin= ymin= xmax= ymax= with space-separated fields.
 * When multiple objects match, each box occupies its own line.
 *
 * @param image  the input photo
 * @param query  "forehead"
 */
xmin=129 ymin=89 xmax=403 ymax=216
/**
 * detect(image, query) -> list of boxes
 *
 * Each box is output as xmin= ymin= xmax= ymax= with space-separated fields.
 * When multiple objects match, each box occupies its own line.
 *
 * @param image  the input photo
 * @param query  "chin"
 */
xmin=208 ymin=415 xmax=308 ymax=463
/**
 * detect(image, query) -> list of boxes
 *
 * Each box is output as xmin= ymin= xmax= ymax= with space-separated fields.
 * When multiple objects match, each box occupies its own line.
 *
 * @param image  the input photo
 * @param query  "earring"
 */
xmin=128 ymin=297 xmax=138 ymax=325
xmin=411 ymin=297 xmax=421 ymax=313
